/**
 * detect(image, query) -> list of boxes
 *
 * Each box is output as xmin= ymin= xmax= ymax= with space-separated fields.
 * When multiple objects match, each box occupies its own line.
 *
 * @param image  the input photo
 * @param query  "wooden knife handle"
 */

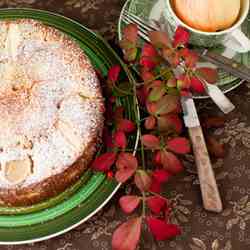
xmin=188 ymin=126 xmax=223 ymax=213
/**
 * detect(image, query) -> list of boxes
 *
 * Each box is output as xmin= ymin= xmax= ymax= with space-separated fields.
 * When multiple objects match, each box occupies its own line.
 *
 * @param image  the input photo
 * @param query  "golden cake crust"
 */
xmin=0 ymin=19 xmax=104 ymax=206
xmin=0 ymin=139 xmax=96 ymax=206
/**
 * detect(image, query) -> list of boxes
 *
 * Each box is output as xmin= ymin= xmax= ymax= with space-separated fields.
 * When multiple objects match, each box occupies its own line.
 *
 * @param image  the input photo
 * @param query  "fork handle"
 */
xmin=188 ymin=126 xmax=223 ymax=213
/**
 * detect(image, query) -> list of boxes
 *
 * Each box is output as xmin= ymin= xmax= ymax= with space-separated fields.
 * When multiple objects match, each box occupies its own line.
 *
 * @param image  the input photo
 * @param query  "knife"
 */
xmin=201 ymin=79 xmax=235 ymax=114
xmin=197 ymin=49 xmax=250 ymax=82
xmin=176 ymin=65 xmax=235 ymax=114
xmin=181 ymin=96 xmax=223 ymax=213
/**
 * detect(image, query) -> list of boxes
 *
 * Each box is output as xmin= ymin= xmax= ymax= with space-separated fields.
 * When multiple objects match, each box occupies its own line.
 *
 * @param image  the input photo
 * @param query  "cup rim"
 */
xmin=166 ymin=0 xmax=250 ymax=35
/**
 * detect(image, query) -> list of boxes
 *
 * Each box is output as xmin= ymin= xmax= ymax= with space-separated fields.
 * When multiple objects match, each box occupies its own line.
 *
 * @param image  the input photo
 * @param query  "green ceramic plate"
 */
xmin=118 ymin=0 xmax=249 ymax=98
xmin=0 ymin=8 xmax=137 ymax=244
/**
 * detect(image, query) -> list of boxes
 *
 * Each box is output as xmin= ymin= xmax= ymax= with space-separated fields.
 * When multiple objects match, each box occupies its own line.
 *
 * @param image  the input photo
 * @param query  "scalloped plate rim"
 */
xmin=0 ymin=184 xmax=121 ymax=245
xmin=118 ymin=0 xmax=246 ymax=99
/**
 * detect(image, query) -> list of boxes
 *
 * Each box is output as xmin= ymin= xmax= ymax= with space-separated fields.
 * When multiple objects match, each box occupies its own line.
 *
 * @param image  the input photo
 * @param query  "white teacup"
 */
xmin=164 ymin=0 xmax=250 ymax=53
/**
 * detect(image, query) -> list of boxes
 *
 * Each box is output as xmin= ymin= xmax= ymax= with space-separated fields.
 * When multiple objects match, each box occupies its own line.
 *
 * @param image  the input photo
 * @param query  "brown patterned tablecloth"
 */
xmin=2 ymin=1 xmax=250 ymax=250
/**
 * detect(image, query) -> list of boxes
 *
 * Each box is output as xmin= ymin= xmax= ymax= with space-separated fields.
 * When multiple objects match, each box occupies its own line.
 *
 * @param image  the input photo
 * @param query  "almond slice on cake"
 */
xmin=4 ymin=157 xmax=32 ymax=184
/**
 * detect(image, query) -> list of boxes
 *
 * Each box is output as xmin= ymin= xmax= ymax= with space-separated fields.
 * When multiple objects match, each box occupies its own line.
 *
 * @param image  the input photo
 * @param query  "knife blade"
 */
xmin=197 ymin=49 xmax=250 ymax=82
xmin=202 ymin=80 xmax=235 ymax=114
xmin=181 ymin=96 xmax=223 ymax=213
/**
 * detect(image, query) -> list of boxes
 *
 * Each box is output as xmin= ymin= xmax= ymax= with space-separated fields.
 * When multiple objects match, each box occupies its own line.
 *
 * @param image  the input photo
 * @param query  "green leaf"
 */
xmin=158 ymin=67 xmax=172 ymax=80
xmin=124 ymin=47 xmax=138 ymax=62
xmin=165 ymin=86 xmax=179 ymax=96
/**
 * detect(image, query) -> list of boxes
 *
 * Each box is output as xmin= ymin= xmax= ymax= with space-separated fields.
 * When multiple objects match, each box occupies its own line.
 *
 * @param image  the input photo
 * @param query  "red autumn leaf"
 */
xmin=202 ymin=116 xmax=226 ymax=129
xmin=112 ymin=217 xmax=142 ymax=250
xmin=162 ymin=48 xmax=180 ymax=67
xmin=140 ymin=43 xmax=159 ymax=70
xmin=149 ymin=178 xmax=162 ymax=193
xmin=120 ymin=24 xmax=138 ymax=62
xmin=181 ymin=48 xmax=199 ymax=68
xmin=108 ymin=65 xmax=121 ymax=82
xmin=162 ymin=47 xmax=172 ymax=59
xmin=146 ymin=217 xmax=181 ymax=241
xmin=146 ymin=101 xmax=158 ymax=115
xmin=148 ymin=85 xmax=166 ymax=102
xmin=177 ymin=74 xmax=191 ymax=90
xmin=149 ymin=31 xmax=171 ymax=48
xmin=122 ymin=23 xmax=138 ymax=44
xmin=173 ymin=26 xmax=190 ymax=48
xmin=117 ymin=119 xmax=136 ymax=133
xmin=157 ymin=114 xmax=183 ymax=133
xmin=186 ymin=52 xmax=199 ymax=68
xmin=114 ymin=131 xmax=127 ymax=149
xmin=141 ymin=135 xmax=160 ymax=150
xmin=146 ymin=80 xmax=162 ymax=92
xmin=146 ymin=196 xmax=167 ymax=214
xmin=206 ymin=135 xmax=225 ymax=158
xmin=196 ymin=67 xmax=218 ymax=84
xmin=179 ymin=47 xmax=189 ymax=57
xmin=141 ymin=70 xmax=155 ymax=82
xmin=190 ymin=76 xmax=205 ymax=93
xmin=115 ymin=153 xmax=138 ymax=183
xmin=180 ymin=90 xmax=192 ymax=97
xmin=171 ymin=52 xmax=181 ymax=67
xmin=145 ymin=116 xmax=157 ymax=130
xmin=119 ymin=195 xmax=141 ymax=214
xmin=141 ymin=43 xmax=158 ymax=57
xmin=134 ymin=170 xmax=152 ymax=192
xmin=140 ymin=57 xmax=157 ymax=70
xmin=153 ymin=151 xmax=162 ymax=166
xmin=160 ymin=151 xmax=183 ymax=174
xmin=166 ymin=137 xmax=191 ymax=154
xmin=155 ymin=95 xmax=181 ymax=116
xmin=92 ymin=152 xmax=117 ymax=172
xmin=152 ymin=169 xmax=172 ymax=183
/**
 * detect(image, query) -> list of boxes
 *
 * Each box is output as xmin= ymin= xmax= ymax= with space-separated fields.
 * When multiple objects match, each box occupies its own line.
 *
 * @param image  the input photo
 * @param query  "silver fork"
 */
xmin=122 ymin=10 xmax=235 ymax=114
xmin=121 ymin=10 xmax=223 ymax=213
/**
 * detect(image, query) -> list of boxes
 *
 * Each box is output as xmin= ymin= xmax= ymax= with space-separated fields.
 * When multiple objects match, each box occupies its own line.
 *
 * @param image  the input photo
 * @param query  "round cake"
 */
xmin=0 ymin=19 xmax=104 ymax=206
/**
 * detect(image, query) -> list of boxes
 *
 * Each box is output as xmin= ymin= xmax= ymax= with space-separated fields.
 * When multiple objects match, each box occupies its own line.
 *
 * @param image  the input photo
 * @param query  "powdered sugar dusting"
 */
xmin=0 ymin=19 xmax=103 ymax=188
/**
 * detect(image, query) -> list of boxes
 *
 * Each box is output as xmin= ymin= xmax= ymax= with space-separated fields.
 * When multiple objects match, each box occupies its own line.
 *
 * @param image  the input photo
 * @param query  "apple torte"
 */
xmin=0 ymin=19 xmax=104 ymax=206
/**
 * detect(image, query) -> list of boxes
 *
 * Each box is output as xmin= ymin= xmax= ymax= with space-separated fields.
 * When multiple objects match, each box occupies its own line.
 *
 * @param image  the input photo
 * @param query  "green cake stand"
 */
xmin=0 ymin=8 xmax=136 ymax=244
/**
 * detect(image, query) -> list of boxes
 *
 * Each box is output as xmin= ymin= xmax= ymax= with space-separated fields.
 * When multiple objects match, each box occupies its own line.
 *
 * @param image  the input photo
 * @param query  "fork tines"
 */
xmin=122 ymin=10 xmax=158 ymax=42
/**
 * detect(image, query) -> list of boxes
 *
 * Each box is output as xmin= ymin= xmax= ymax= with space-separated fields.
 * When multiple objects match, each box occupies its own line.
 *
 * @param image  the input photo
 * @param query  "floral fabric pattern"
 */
xmin=1 ymin=0 xmax=250 ymax=249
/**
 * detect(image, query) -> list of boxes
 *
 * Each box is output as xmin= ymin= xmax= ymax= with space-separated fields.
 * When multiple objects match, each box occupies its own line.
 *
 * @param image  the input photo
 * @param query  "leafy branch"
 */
xmin=92 ymin=24 xmax=225 ymax=250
